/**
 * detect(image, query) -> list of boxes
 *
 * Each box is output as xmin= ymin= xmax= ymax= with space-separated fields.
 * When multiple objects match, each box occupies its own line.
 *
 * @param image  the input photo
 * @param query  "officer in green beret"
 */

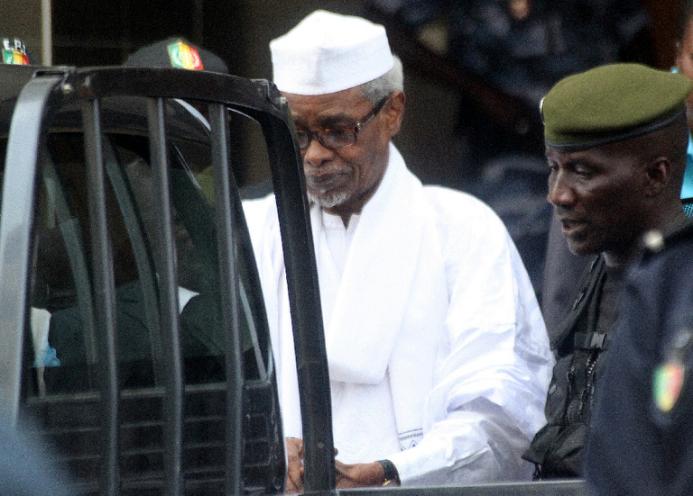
xmin=523 ymin=63 xmax=693 ymax=478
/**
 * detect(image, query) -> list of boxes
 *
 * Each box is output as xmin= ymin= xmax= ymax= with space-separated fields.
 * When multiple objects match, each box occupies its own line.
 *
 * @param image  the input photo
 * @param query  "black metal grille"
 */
xmin=0 ymin=66 xmax=334 ymax=494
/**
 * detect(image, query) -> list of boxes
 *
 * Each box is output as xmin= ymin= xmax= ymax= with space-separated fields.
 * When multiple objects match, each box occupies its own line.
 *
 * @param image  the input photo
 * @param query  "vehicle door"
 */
xmin=0 ymin=66 xmax=332 ymax=495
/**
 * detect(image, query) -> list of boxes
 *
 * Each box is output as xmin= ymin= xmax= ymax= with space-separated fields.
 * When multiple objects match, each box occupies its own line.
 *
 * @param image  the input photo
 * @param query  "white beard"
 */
xmin=307 ymin=189 xmax=350 ymax=209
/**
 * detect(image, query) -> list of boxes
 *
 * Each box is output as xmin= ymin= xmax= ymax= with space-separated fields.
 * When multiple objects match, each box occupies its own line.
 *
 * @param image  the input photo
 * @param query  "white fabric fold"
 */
xmin=245 ymin=144 xmax=448 ymax=452
xmin=311 ymin=144 xmax=449 ymax=448
xmin=315 ymin=145 xmax=443 ymax=386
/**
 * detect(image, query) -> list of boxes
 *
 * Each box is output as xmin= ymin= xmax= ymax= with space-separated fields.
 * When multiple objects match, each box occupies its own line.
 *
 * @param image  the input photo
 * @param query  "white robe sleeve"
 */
xmin=242 ymin=194 xmax=305 ymax=439
xmin=388 ymin=191 xmax=553 ymax=485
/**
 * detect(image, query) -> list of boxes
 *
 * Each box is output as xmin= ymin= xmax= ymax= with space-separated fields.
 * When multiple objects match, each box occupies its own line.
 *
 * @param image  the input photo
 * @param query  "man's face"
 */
xmin=283 ymin=87 xmax=403 ymax=218
xmin=546 ymin=143 xmax=648 ymax=258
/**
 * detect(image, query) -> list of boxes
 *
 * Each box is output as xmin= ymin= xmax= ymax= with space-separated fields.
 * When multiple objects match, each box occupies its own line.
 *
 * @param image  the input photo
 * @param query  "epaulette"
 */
xmin=640 ymin=220 xmax=693 ymax=261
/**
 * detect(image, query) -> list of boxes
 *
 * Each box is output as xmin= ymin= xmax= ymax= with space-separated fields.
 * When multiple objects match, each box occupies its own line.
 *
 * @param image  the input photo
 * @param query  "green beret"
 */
xmin=541 ymin=63 xmax=693 ymax=150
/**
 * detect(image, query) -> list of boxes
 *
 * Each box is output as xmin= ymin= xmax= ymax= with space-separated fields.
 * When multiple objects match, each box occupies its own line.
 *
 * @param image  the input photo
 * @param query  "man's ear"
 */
xmin=643 ymin=157 xmax=671 ymax=197
xmin=384 ymin=91 xmax=405 ymax=137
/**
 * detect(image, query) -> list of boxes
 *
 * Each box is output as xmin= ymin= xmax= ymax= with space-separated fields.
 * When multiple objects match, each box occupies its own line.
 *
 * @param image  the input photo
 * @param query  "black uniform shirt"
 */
xmin=586 ymin=221 xmax=693 ymax=495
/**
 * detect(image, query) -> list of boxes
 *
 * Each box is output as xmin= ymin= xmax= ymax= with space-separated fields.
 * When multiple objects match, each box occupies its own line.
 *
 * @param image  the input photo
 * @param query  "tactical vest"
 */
xmin=524 ymin=256 xmax=613 ymax=478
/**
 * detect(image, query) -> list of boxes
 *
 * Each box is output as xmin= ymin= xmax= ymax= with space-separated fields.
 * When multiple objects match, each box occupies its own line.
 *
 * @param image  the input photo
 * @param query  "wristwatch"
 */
xmin=377 ymin=459 xmax=400 ymax=486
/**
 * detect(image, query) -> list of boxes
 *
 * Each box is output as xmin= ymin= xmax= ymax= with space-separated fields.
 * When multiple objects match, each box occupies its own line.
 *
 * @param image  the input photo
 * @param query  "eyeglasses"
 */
xmin=295 ymin=96 xmax=390 ymax=151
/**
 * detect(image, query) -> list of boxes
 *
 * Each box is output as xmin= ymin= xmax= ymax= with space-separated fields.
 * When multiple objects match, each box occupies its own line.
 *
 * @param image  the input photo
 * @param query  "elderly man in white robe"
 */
xmin=243 ymin=9 xmax=553 ymax=490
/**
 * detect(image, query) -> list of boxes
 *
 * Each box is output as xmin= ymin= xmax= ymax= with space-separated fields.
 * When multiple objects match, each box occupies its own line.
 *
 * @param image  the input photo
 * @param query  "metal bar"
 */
xmin=74 ymin=68 xmax=281 ymax=117
xmin=0 ymin=75 xmax=62 ymax=426
xmin=103 ymin=141 xmax=164 ymax=384
xmin=258 ymin=111 xmax=336 ymax=492
xmin=82 ymin=97 xmax=121 ymax=496
xmin=40 ymin=0 xmax=53 ymax=66
xmin=147 ymin=97 xmax=184 ymax=496
xmin=42 ymin=161 xmax=99 ymax=365
xmin=209 ymin=102 xmax=243 ymax=495
xmin=337 ymin=480 xmax=588 ymax=496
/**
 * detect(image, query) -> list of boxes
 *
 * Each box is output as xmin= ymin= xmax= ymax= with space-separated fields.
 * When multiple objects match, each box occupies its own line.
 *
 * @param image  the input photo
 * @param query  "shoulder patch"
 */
xmin=653 ymin=327 xmax=693 ymax=413
xmin=653 ymin=361 xmax=685 ymax=412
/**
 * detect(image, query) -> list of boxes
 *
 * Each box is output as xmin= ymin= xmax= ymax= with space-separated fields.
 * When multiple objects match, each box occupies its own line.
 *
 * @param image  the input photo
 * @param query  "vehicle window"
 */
xmin=28 ymin=125 xmax=271 ymax=394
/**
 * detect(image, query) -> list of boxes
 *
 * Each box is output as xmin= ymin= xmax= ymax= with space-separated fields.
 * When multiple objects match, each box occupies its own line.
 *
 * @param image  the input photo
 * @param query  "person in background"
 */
xmin=124 ymin=36 xmax=228 ymax=73
xmin=523 ymin=63 xmax=692 ymax=478
xmin=584 ymin=5 xmax=693 ymax=493
xmin=244 ymin=9 xmax=552 ymax=491
xmin=42 ymin=38 xmax=231 ymax=389
xmin=584 ymin=211 xmax=693 ymax=495
xmin=366 ymin=0 xmax=651 ymax=299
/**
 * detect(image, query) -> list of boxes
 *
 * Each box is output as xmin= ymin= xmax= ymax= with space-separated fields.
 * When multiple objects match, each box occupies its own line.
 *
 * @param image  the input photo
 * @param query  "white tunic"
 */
xmin=243 ymin=144 xmax=553 ymax=485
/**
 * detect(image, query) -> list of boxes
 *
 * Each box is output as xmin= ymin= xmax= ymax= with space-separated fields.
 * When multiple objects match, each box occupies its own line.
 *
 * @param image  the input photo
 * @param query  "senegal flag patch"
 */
xmin=654 ymin=327 xmax=693 ymax=414
xmin=2 ymin=38 xmax=30 ymax=65
xmin=167 ymin=40 xmax=204 ymax=70
xmin=653 ymin=361 xmax=685 ymax=413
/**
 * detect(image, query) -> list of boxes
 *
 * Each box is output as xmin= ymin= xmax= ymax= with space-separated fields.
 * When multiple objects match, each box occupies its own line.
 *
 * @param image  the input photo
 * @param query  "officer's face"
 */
xmin=546 ymin=143 xmax=649 ymax=262
xmin=283 ymin=87 xmax=404 ymax=220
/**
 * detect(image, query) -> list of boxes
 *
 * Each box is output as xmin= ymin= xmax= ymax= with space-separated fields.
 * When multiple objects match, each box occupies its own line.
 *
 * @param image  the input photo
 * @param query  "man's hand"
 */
xmin=285 ymin=437 xmax=304 ymax=493
xmin=335 ymin=460 xmax=386 ymax=488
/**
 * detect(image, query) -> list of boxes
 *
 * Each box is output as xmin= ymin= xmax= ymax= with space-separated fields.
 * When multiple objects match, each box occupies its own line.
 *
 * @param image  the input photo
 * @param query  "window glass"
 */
xmin=16 ymin=97 xmax=279 ymax=489
xmin=28 ymin=120 xmax=271 ymax=393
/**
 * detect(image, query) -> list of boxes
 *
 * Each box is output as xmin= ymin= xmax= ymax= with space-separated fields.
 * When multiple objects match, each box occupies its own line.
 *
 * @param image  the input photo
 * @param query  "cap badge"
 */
xmin=167 ymin=40 xmax=204 ymax=70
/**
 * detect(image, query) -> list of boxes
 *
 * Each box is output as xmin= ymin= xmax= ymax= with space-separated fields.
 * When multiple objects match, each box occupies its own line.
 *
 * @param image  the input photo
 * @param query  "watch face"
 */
xmin=377 ymin=459 xmax=400 ymax=486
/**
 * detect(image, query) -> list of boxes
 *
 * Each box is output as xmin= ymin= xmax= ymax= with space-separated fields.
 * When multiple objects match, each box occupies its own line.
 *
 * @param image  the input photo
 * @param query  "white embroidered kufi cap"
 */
xmin=270 ymin=10 xmax=394 ymax=95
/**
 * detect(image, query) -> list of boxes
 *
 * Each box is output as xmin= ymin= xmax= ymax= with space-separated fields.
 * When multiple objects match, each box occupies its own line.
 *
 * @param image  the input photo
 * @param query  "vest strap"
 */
xmin=574 ymin=331 xmax=608 ymax=350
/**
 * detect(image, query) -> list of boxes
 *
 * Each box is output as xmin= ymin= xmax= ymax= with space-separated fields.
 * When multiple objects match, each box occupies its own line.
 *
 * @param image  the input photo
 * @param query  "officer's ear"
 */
xmin=643 ymin=156 xmax=671 ymax=197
